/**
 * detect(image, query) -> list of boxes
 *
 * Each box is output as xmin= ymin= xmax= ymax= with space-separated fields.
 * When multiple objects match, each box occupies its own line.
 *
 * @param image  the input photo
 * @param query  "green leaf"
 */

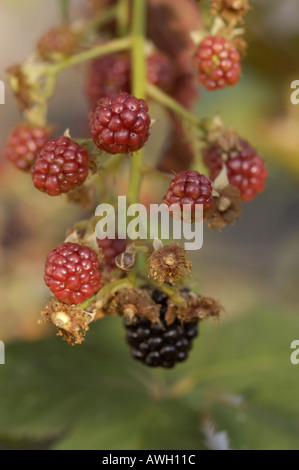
xmin=0 ymin=318 xmax=203 ymax=450
xmin=0 ymin=308 xmax=298 ymax=450
xmin=181 ymin=308 xmax=299 ymax=450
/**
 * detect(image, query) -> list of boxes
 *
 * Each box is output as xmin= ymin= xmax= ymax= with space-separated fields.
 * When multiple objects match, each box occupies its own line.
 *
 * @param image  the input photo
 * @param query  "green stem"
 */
xmin=46 ymin=37 xmax=132 ymax=76
xmin=127 ymin=0 xmax=147 ymax=206
xmin=117 ymin=0 xmax=131 ymax=37
xmin=85 ymin=5 xmax=118 ymax=33
xmin=59 ymin=0 xmax=70 ymax=22
xmin=141 ymin=165 xmax=173 ymax=182
xmin=147 ymin=83 xmax=209 ymax=133
xmin=192 ymin=154 xmax=208 ymax=175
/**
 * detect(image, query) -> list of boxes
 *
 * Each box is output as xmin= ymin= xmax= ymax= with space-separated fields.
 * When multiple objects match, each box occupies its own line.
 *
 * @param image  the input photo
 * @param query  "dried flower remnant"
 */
xmin=210 ymin=0 xmax=251 ymax=25
xmin=107 ymin=288 xmax=161 ymax=324
xmin=39 ymin=299 xmax=92 ymax=345
xmin=207 ymin=184 xmax=242 ymax=230
xmin=148 ymin=243 xmax=192 ymax=285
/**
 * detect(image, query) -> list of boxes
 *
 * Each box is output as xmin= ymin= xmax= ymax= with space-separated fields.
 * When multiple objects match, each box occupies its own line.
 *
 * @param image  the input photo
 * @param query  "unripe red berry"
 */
xmin=4 ymin=124 xmax=50 ymax=171
xmin=88 ymin=92 xmax=151 ymax=154
xmin=44 ymin=242 xmax=101 ymax=305
xmin=86 ymin=54 xmax=131 ymax=108
xmin=203 ymin=138 xmax=268 ymax=201
xmin=163 ymin=170 xmax=214 ymax=220
xmin=147 ymin=53 xmax=176 ymax=94
xmin=31 ymin=136 xmax=90 ymax=196
xmin=194 ymin=36 xmax=241 ymax=90
xmin=37 ymin=26 xmax=77 ymax=61
xmin=86 ymin=53 xmax=176 ymax=108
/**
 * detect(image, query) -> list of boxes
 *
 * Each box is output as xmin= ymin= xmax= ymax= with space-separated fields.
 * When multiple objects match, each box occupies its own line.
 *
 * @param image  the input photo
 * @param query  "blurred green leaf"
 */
xmin=181 ymin=308 xmax=299 ymax=450
xmin=0 ymin=308 xmax=298 ymax=449
xmin=0 ymin=318 xmax=203 ymax=450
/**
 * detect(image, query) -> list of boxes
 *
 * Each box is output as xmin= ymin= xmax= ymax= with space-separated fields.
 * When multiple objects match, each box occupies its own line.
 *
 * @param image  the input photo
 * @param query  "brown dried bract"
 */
xmin=210 ymin=0 xmax=251 ymax=25
xmin=67 ymin=185 xmax=96 ymax=209
xmin=174 ymin=292 xmax=224 ymax=324
xmin=207 ymin=185 xmax=242 ymax=230
xmin=232 ymin=36 xmax=248 ymax=57
xmin=39 ymin=299 xmax=92 ymax=345
xmin=148 ymin=243 xmax=192 ymax=285
xmin=7 ymin=65 xmax=32 ymax=110
xmin=107 ymin=288 xmax=161 ymax=324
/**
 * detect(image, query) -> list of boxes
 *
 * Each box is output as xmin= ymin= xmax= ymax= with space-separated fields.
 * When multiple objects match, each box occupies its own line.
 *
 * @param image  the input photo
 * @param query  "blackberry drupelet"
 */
xmin=124 ymin=288 xmax=199 ymax=368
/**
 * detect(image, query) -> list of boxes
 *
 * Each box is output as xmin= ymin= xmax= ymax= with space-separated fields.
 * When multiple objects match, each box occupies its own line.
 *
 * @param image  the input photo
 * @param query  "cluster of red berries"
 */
xmin=203 ymin=138 xmax=268 ymax=201
xmin=4 ymin=11 xmax=268 ymax=367
xmin=194 ymin=36 xmax=241 ymax=90
xmin=4 ymin=91 xmax=151 ymax=195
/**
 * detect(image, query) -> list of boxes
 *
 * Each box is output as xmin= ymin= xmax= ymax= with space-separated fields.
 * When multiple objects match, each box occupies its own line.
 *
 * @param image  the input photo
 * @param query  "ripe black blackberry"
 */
xmin=124 ymin=288 xmax=199 ymax=368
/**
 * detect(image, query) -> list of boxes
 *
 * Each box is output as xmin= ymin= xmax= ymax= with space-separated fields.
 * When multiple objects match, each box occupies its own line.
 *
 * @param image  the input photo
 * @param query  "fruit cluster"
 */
xmin=4 ymin=0 xmax=267 ymax=368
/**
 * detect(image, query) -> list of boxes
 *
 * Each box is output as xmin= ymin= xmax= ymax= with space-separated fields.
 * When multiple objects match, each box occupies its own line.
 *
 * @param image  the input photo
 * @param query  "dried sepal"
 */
xmin=210 ymin=0 xmax=251 ymax=26
xmin=173 ymin=292 xmax=224 ymax=324
xmin=207 ymin=184 xmax=242 ymax=230
xmin=107 ymin=288 xmax=161 ymax=324
xmin=148 ymin=243 xmax=192 ymax=285
xmin=39 ymin=299 xmax=93 ymax=345
xmin=67 ymin=185 xmax=96 ymax=209
xmin=7 ymin=64 xmax=33 ymax=110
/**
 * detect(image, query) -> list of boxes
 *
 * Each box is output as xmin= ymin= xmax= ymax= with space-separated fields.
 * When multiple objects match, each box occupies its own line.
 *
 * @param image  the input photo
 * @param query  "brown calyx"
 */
xmin=148 ymin=243 xmax=192 ymax=285
xmin=39 ymin=299 xmax=92 ymax=345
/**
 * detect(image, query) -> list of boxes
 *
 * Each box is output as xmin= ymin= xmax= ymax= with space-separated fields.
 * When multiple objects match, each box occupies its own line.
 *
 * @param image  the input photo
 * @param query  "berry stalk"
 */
xmin=116 ymin=0 xmax=131 ymax=38
xmin=127 ymin=0 xmax=147 ymax=206
xmin=46 ymin=36 xmax=132 ymax=76
xmin=59 ymin=0 xmax=70 ymax=23
xmin=146 ymin=83 xmax=209 ymax=133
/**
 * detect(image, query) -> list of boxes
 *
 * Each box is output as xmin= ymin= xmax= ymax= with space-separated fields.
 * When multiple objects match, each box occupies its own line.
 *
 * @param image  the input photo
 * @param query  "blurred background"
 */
xmin=0 ymin=0 xmax=298 ymax=450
